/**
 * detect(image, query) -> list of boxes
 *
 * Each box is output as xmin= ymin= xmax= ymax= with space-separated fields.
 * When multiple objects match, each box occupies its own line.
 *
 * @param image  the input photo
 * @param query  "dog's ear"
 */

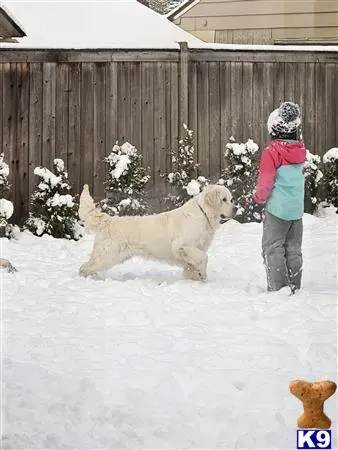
xmin=204 ymin=187 xmax=221 ymax=208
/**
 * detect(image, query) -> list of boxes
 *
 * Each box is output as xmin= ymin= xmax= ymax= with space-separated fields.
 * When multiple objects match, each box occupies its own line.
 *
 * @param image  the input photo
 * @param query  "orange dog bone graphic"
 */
xmin=289 ymin=380 xmax=337 ymax=429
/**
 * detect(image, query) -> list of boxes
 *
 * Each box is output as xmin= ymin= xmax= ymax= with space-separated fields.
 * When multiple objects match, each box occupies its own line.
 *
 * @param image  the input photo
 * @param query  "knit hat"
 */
xmin=267 ymin=101 xmax=301 ymax=136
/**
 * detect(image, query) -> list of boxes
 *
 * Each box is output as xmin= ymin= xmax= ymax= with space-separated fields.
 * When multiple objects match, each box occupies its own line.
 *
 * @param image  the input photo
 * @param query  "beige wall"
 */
xmin=173 ymin=0 xmax=338 ymax=44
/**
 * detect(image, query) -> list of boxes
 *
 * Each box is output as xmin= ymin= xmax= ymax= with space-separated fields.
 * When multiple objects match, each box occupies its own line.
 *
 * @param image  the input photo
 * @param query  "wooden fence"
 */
xmin=0 ymin=45 xmax=337 ymax=224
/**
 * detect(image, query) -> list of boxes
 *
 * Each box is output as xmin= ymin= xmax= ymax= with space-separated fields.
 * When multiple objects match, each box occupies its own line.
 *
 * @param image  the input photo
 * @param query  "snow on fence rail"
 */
xmin=0 ymin=43 xmax=337 ymax=224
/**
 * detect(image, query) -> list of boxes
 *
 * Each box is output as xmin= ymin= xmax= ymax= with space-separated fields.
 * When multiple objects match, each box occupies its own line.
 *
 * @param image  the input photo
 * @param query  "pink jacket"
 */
xmin=254 ymin=140 xmax=306 ymax=205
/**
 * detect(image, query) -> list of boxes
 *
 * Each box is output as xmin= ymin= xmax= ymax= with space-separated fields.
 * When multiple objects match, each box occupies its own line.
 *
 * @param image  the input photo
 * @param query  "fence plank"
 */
xmin=262 ymin=62 xmax=274 ymax=145
xmin=105 ymin=62 xmax=118 ymax=159
xmin=153 ymin=62 xmax=167 ymax=205
xmin=188 ymin=62 xmax=198 ymax=157
xmin=93 ymin=63 xmax=106 ymax=200
xmin=252 ymin=62 xmax=264 ymax=146
xmin=325 ymin=64 xmax=336 ymax=151
xmin=170 ymin=63 xmax=179 ymax=176
xmin=230 ymin=62 xmax=243 ymax=141
xmin=68 ymin=63 xmax=81 ymax=195
xmin=315 ymin=63 xmax=326 ymax=157
xmin=208 ymin=61 xmax=221 ymax=180
xmin=242 ymin=62 xmax=253 ymax=141
xmin=336 ymin=64 xmax=338 ymax=152
xmin=0 ymin=64 xmax=3 ymax=157
xmin=14 ymin=63 xmax=29 ymax=225
xmin=294 ymin=63 xmax=306 ymax=138
xmin=141 ymin=62 xmax=155 ymax=199
xmin=80 ymin=63 xmax=94 ymax=190
xmin=118 ymin=62 xmax=130 ymax=143
xmin=28 ymin=63 xmax=43 ymax=199
xmin=273 ymin=62 xmax=285 ymax=107
xmin=197 ymin=61 xmax=210 ymax=176
xmin=304 ymin=63 xmax=315 ymax=153
xmin=284 ymin=62 xmax=296 ymax=103
xmin=1 ymin=64 xmax=10 ymax=178
xmin=2 ymin=64 xmax=17 ymax=203
xmin=164 ymin=63 xmax=172 ymax=180
xmin=220 ymin=61 xmax=232 ymax=174
xmin=129 ymin=62 xmax=142 ymax=151
xmin=55 ymin=64 xmax=69 ymax=166
xmin=42 ymin=62 xmax=56 ymax=169
xmin=179 ymin=42 xmax=189 ymax=139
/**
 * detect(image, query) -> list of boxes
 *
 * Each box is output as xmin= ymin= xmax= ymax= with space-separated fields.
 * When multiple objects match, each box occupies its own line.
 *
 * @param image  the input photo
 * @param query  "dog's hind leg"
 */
xmin=79 ymin=243 xmax=130 ymax=278
xmin=172 ymin=243 xmax=208 ymax=281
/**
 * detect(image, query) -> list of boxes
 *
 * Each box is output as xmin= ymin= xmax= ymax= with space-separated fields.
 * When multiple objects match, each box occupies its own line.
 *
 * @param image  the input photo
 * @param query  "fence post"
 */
xmin=178 ymin=41 xmax=189 ymax=138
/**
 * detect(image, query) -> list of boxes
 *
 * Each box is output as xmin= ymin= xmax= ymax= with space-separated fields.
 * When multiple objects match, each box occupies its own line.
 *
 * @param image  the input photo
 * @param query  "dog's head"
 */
xmin=202 ymin=185 xmax=237 ymax=224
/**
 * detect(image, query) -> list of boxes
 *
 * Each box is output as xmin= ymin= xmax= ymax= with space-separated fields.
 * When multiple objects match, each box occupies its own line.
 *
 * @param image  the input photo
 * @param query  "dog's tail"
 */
xmin=79 ymin=184 xmax=107 ymax=230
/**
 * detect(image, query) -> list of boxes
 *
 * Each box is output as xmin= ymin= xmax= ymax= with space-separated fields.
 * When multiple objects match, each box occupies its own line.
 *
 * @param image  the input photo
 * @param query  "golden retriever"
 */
xmin=79 ymin=184 xmax=237 ymax=281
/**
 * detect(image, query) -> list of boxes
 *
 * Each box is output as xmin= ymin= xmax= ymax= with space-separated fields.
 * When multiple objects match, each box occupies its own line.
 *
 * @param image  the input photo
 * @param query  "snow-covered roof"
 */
xmin=0 ymin=3 xmax=26 ymax=38
xmin=0 ymin=0 xmax=203 ymax=49
xmin=166 ymin=0 xmax=198 ymax=20
xmin=188 ymin=42 xmax=338 ymax=52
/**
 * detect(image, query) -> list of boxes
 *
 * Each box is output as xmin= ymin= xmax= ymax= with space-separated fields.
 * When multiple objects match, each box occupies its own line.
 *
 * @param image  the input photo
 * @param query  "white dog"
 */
xmin=79 ymin=184 xmax=237 ymax=281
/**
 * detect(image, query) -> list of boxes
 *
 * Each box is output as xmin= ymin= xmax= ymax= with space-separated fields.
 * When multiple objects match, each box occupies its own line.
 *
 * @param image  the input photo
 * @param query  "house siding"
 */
xmin=173 ymin=0 xmax=338 ymax=44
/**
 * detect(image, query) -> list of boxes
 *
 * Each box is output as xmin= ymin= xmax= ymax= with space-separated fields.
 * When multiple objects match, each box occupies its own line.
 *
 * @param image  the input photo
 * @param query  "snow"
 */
xmin=245 ymin=138 xmax=259 ymax=154
xmin=0 ymin=0 xmax=202 ymax=49
xmin=0 ymin=154 xmax=10 ymax=182
xmin=168 ymin=172 xmax=175 ymax=183
xmin=226 ymin=139 xmax=259 ymax=157
xmin=53 ymin=158 xmax=65 ymax=172
xmin=0 ymin=198 xmax=13 ymax=219
xmin=267 ymin=107 xmax=301 ymax=135
xmin=305 ymin=150 xmax=322 ymax=172
xmin=323 ymin=148 xmax=338 ymax=163
xmin=120 ymin=142 xmax=137 ymax=156
xmin=1 ymin=211 xmax=337 ymax=448
xmin=111 ymin=154 xmax=131 ymax=179
xmin=48 ymin=193 xmax=75 ymax=208
xmin=189 ymin=42 xmax=338 ymax=52
xmin=33 ymin=167 xmax=61 ymax=188
xmin=185 ymin=179 xmax=200 ymax=196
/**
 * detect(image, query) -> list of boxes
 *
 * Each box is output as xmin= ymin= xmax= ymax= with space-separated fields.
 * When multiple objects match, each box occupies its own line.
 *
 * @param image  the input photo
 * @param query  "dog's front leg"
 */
xmin=172 ymin=242 xmax=208 ymax=281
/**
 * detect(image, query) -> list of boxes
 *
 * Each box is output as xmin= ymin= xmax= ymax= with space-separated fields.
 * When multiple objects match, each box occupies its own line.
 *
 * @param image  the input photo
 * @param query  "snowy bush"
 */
xmin=303 ymin=150 xmax=324 ymax=215
xmin=25 ymin=159 xmax=82 ymax=240
xmin=219 ymin=137 xmax=262 ymax=223
xmin=164 ymin=124 xmax=208 ymax=208
xmin=101 ymin=141 xmax=150 ymax=216
xmin=322 ymin=147 xmax=338 ymax=213
xmin=0 ymin=153 xmax=15 ymax=238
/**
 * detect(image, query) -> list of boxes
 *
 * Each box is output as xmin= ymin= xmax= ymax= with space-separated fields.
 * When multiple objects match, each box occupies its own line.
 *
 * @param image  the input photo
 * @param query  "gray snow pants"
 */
xmin=262 ymin=211 xmax=303 ymax=292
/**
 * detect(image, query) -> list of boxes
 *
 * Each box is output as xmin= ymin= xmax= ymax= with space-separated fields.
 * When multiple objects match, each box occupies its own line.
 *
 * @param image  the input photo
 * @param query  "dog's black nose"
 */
xmin=220 ymin=214 xmax=225 ymax=219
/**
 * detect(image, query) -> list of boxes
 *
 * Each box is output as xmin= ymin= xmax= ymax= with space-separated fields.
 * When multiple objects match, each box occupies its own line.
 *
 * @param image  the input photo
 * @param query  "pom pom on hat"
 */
xmin=267 ymin=101 xmax=301 ymax=136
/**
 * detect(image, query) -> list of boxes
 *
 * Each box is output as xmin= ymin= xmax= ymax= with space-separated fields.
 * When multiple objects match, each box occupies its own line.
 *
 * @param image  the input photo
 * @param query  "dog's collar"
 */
xmin=196 ymin=201 xmax=213 ymax=229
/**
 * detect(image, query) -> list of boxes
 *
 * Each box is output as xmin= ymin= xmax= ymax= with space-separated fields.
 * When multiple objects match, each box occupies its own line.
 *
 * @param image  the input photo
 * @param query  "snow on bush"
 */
xmin=303 ymin=150 xmax=324 ymax=215
xmin=0 ymin=198 xmax=13 ymax=220
xmin=0 ymin=153 xmax=15 ymax=238
xmin=25 ymin=159 xmax=82 ymax=240
xmin=219 ymin=137 xmax=262 ymax=223
xmin=322 ymin=147 xmax=338 ymax=213
xmin=164 ymin=124 xmax=208 ymax=208
xmin=101 ymin=141 xmax=150 ymax=216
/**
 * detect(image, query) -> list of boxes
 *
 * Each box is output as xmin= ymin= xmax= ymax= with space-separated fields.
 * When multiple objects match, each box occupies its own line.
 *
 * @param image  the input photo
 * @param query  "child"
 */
xmin=254 ymin=101 xmax=306 ymax=293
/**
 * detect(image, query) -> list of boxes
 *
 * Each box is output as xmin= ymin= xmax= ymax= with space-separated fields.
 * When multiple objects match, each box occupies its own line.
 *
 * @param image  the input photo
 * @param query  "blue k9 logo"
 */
xmin=297 ymin=430 xmax=332 ymax=449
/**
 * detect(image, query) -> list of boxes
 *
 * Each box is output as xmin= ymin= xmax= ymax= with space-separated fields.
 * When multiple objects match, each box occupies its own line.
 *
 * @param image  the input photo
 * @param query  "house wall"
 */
xmin=0 ymin=48 xmax=337 ymax=224
xmin=173 ymin=0 xmax=338 ymax=44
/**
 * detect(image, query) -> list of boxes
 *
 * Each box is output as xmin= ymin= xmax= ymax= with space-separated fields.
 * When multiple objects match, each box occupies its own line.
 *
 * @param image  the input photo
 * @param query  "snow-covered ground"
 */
xmin=1 ymin=209 xmax=337 ymax=449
